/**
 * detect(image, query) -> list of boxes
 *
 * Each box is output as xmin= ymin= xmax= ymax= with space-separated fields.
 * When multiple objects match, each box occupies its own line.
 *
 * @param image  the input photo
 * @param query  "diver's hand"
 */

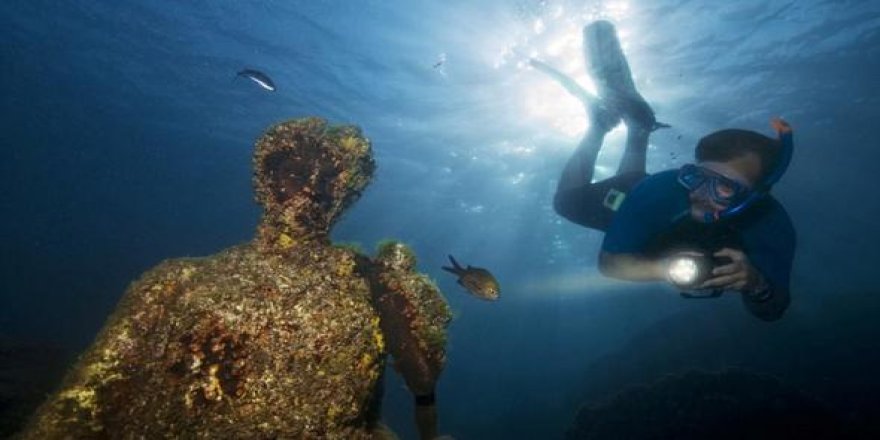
xmin=698 ymin=248 xmax=764 ymax=292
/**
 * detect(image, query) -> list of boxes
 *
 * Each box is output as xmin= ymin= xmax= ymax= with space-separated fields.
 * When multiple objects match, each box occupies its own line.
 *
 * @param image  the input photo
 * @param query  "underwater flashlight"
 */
xmin=666 ymin=251 xmax=732 ymax=299
xmin=667 ymin=254 xmax=712 ymax=289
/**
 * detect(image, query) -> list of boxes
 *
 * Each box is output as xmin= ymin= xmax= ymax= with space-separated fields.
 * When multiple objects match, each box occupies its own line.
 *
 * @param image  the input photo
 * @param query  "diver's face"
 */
xmin=688 ymin=153 xmax=761 ymax=222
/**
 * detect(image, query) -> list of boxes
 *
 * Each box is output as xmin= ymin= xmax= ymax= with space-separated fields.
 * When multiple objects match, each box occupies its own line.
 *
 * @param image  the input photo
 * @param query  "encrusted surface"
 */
xmin=253 ymin=116 xmax=375 ymax=251
xmin=20 ymin=117 xmax=443 ymax=439
xmin=372 ymin=242 xmax=452 ymax=396
xmin=22 ymin=238 xmax=386 ymax=439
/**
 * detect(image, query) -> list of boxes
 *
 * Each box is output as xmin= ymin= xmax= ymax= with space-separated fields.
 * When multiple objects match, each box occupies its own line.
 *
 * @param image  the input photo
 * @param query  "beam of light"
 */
xmin=521 ymin=270 xmax=647 ymax=297
xmin=521 ymin=79 xmax=589 ymax=137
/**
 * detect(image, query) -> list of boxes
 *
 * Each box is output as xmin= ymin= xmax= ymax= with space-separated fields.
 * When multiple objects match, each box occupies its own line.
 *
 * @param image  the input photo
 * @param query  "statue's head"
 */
xmin=253 ymin=117 xmax=375 ymax=250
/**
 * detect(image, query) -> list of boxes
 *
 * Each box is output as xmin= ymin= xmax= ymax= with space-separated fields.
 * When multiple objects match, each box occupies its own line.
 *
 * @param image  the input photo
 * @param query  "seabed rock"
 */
xmin=567 ymin=369 xmax=842 ymax=440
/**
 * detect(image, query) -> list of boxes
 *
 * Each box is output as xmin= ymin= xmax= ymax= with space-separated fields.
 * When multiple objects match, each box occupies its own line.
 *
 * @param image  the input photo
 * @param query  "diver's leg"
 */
xmin=583 ymin=21 xmax=657 ymax=130
xmin=583 ymin=20 xmax=659 ymax=176
xmin=557 ymin=78 xmax=623 ymax=191
xmin=553 ymin=121 xmax=618 ymax=229
xmin=556 ymin=127 xmax=609 ymax=192
xmin=553 ymin=80 xmax=622 ymax=226
xmin=617 ymin=123 xmax=650 ymax=175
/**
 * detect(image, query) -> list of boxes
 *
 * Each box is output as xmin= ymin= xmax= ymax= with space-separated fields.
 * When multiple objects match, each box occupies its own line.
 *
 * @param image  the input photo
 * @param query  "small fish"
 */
xmin=442 ymin=255 xmax=500 ymax=301
xmin=236 ymin=68 xmax=276 ymax=91
xmin=433 ymin=53 xmax=447 ymax=69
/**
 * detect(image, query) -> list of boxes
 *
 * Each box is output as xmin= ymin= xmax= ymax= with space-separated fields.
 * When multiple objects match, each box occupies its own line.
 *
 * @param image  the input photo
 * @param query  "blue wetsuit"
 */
xmin=602 ymin=170 xmax=796 ymax=321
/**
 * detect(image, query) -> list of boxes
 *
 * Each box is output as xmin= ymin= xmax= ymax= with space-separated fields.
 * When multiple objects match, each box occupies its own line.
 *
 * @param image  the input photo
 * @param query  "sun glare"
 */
xmin=492 ymin=1 xmax=641 ymax=140
xmin=522 ymin=78 xmax=588 ymax=137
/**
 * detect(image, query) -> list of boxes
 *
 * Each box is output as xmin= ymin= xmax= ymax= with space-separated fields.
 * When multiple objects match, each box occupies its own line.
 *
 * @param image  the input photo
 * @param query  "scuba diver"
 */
xmin=534 ymin=20 xmax=795 ymax=321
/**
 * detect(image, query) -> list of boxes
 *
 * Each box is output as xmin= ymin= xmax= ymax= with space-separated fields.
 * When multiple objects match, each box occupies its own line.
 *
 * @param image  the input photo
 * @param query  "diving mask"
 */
xmin=677 ymin=164 xmax=751 ymax=206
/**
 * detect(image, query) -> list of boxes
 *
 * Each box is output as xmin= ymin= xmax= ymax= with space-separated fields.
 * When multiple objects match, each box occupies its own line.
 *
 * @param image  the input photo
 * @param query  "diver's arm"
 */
xmin=598 ymin=250 xmax=668 ymax=282
xmin=529 ymin=59 xmax=595 ymax=104
xmin=598 ymin=178 xmax=669 ymax=282
xmin=737 ymin=200 xmax=796 ymax=322
xmin=740 ymin=273 xmax=790 ymax=322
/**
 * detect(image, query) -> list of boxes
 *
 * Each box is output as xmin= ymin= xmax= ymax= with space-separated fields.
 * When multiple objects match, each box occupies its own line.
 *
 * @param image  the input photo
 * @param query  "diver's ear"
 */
xmin=728 ymin=152 xmax=763 ymax=187
xmin=747 ymin=153 xmax=766 ymax=187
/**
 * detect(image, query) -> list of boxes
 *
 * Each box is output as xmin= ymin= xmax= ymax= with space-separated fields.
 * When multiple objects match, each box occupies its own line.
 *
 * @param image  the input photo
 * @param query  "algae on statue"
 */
xmin=22 ymin=117 xmax=451 ymax=440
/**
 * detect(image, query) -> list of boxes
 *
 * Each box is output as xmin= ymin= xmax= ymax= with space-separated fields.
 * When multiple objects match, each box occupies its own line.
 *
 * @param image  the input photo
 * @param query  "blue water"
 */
xmin=2 ymin=0 xmax=880 ymax=438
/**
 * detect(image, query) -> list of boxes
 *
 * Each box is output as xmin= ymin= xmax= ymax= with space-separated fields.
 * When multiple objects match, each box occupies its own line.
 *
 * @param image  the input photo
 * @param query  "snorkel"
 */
xmin=708 ymin=118 xmax=794 ymax=222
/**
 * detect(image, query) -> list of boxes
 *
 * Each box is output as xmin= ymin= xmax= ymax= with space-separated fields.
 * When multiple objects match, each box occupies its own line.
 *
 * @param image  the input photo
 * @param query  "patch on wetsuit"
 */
xmin=603 ymin=188 xmax=626 ymax=211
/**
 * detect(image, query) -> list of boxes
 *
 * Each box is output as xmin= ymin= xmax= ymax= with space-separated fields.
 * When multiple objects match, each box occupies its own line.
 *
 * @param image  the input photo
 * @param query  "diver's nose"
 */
xmin=689 ymin=181 xmax=712 ymax=201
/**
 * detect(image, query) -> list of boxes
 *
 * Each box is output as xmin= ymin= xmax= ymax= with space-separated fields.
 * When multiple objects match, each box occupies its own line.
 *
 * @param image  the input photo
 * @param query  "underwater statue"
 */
xmin=21 ymin=117 xmax=452 ymax=439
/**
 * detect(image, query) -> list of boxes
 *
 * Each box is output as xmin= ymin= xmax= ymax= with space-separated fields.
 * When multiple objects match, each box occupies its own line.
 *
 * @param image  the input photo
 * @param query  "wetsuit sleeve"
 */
xmin=602 ymin=174 xmax=677 ymax=254
xmin=740 ymin=202 xmax=797 ymax=321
